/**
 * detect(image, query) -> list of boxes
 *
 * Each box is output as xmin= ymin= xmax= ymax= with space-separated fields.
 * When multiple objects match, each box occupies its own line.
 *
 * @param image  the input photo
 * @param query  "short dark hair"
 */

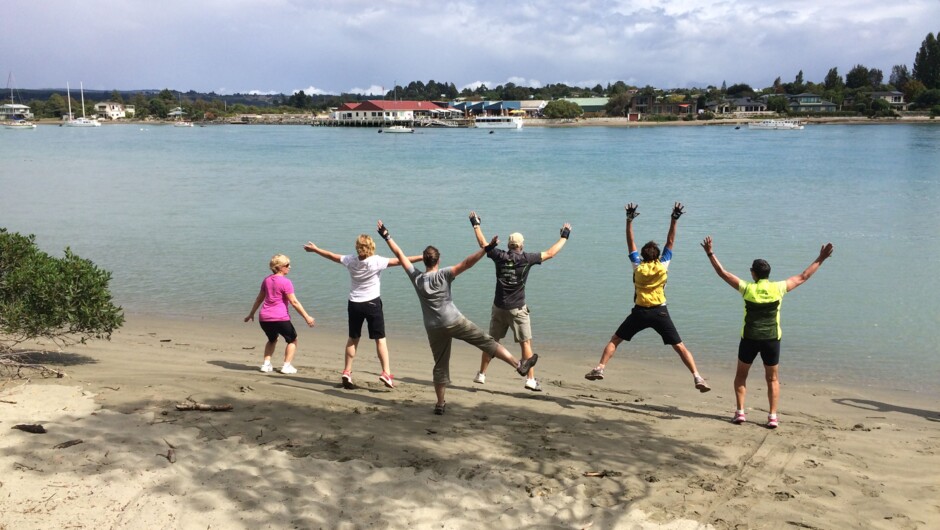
xmin=751 ymin=259 xmax=771 ymax=279
xmin=640 ymin=241 xmax=660 ymax=262
xmin=423 ymin=245 xmax=440 ymax=268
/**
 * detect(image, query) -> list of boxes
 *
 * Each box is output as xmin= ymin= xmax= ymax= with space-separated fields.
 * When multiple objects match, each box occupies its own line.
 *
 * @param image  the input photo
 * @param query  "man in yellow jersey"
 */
xmin=585 ymin=202 xmax=711 ymax=393
xmin=701 ymin=236 xmax=833 ymax=429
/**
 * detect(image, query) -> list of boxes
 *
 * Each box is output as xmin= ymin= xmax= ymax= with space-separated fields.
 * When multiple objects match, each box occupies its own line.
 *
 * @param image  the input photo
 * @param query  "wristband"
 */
xmin=560 ymin=226 xmax=571 ymax=239
xmin=707 ymin=252 xmax=714 ymax=257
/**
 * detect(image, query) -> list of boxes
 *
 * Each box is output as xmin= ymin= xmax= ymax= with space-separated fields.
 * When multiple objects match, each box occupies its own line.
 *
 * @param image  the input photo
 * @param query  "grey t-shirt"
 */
xmin=406 ymin=266 xmax=463 ymax=329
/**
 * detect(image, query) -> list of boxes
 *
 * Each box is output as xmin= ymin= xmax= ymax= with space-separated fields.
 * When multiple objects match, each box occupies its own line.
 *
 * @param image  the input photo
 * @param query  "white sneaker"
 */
xmin=259 ymin=362 xmax=273 ymax=373
xmin=280 ymin=364 xmax=297 ymax=374
xmin=473 ymin=372 xmax=486 ymax=384
xmin=524 ymin=378 xmax=542 ymax=392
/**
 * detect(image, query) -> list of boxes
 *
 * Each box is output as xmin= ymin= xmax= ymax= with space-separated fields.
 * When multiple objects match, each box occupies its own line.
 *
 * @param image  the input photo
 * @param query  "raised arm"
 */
xmin=785 ymin=243 xmax=834 ymax=292
xmin=453 ymin=235 xmax=498 ymax=277
xmin=625 ymin=203 xmax=639 ymax=253
xmin=469 ymin=211 xmax=487 ymax=248
xmin=376 ymin=221 xmax=413 ymax=272
xmin=541 ymin=223 xmax=571 ymax=261
xmin=701 ymin=236 xmax=742 ymax=289
xmin=303 ymin=241 xmax=343 ymax=263
xmin=665 ymin=202 xmax=684 ymax=250
xmin=388 ymin=255 xmax=423 ymax=266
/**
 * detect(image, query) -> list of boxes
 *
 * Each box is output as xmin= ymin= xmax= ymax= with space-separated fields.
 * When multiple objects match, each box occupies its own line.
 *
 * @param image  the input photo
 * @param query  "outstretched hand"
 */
xmin=625 ymin=203 xmax=639 ymax=220
xmin=484 ymin=235 xmax=499 ymax=252
xmin=701 ymin=236 xmax=714 ymax=254
xmin=671 ymin=202 xmax=685 ymax=220
xmin=818 ymin=242 xmax=834 ymax=261
xmin=303 ymin=241 xmax=317 ymax=252
xmin=469 ymin=211 xmax=481 ymax=227
xmin=376 ymin=220 xmax=390 ymax=241
xmin=560 ymin=222 xmax=572 ymax=239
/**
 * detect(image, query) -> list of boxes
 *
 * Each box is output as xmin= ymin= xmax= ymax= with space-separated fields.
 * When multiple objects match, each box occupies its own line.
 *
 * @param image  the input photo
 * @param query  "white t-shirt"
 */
xmin=341 ymin=254 xmax=391 ymax=302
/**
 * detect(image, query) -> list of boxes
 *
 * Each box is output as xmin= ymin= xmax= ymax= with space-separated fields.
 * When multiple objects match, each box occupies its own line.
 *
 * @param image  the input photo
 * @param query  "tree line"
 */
xmin=19 ymin=31 xmax=940 ymax=120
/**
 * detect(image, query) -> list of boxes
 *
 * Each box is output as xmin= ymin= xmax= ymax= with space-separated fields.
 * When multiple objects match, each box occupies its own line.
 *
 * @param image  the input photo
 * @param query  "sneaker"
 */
xmin=341 ymin=370 xmax=354 ymax=389
xmin=766 ymin=415 xmax=779 ymax=429
xmin=259 ymin=362 xmax=273 ymax=373
xmin=694 ymin=375 xmax=711 ymax=393
xmin=516 ymin=353 xmax=539 ymax=377
xmin=473 ymin=372 xmax=486 ymax=384
xmin=433 ymin=402 xmax=446 ymax=415
xmin=584 ymin=367 xmax=604 ymax=381
xmin=524 ymin=378 xmax=543 ymax=392
xmin=280 ymin=364 xmax=297 ymax=374
xmin=379 ymin=372 xmax=395 ymax=388
xmin=732 ymin=412 xmax=747 ymax=424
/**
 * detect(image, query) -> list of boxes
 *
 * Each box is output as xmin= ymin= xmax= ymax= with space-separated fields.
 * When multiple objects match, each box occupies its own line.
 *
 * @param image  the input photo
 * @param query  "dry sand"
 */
xmin=1 ymin=315 xmax=938 ymax=529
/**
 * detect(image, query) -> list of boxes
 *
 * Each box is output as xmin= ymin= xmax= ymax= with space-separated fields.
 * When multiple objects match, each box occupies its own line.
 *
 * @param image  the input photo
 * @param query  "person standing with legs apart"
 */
xmin=376 ymin=220 xmax=538 ymax=415
xmin=701 ymin=236 xmax=834 ymax=429
xmin=245 ymin=254 xmax=316 ymax=374
xmin=585 ymin=202 xmax=711 ymax=392
xmin=468 ymin=211 xmax=571 ymax=391
xmin=304 ymin=235 xmax=422 ymax=389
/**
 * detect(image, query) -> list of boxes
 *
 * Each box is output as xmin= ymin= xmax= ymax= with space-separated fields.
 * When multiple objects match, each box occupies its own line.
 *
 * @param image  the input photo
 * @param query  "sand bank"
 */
xmin=2 ymin=315 xmax=937 ymax=529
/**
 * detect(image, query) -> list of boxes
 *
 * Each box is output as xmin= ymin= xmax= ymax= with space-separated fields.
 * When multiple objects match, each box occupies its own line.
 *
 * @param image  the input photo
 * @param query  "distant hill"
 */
xmin=15 ymin=89 xmax=282 ymax=107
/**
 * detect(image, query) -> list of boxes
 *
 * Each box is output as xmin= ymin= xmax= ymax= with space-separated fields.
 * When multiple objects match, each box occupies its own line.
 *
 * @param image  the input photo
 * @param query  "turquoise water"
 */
xmin=2 ymin=123 xmax=938 ymax=394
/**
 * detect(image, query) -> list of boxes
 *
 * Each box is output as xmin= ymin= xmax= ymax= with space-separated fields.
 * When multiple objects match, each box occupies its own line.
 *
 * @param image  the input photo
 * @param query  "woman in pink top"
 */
xmin=245 ymin=254 xmax=315 ymax=374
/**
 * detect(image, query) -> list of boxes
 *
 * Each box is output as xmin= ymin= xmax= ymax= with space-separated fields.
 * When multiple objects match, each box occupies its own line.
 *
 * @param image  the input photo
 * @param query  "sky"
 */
xmin=4 ymin=0 xmax=939 ymax=96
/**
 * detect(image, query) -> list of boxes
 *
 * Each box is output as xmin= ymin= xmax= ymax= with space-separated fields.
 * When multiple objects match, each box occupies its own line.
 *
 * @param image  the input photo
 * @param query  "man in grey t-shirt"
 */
xmin=376 ymin=220 xmax=538 ymax=415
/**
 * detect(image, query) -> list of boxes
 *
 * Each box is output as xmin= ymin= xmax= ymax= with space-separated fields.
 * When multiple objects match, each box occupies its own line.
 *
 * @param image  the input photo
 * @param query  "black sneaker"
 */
xmin=516 ymin=353 xmax=539 ymax=376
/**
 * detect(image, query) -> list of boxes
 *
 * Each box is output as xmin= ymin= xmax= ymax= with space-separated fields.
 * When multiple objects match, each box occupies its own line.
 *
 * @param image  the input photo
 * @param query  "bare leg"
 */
xmin=520 ymin=340 xmax=535 ymax=379
xmin=764 ymin=364 xmax=780 ymax=415
xmin=263 ymin=340 xmax=276 ymax=364
xmin=490 ymin=343 xmax=520 ymax=368
xmin=284 ymin=339 xmax=297 ymax=365
xmin=596 ymin=335 xmax=623 ymax=368
xmin=671 ymin=342 xmax=700 ymax=375
xmin=478 ymin=350 xmax=492 ymax=375
xmin=375 ymin=337 xmax=390 ymax=374
xmin=434 ymin=383 xmax=446 ymax=407
xmin=734 ymin=360 xmax=752 ymax=411
xmin=344 ymin=337 xmax=359 ymax=373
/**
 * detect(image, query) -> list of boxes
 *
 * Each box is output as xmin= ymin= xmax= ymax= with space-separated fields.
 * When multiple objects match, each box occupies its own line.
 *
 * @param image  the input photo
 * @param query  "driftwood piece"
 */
xmin=53 ymin=439 xmax=84 ymax=449
xmin=175 ymin=402 xmax=233 ymax=412
xmin=583 ymin=470 xmax=622 ymax=478
xmin=12 ymin=424 xmax=46 ymax=434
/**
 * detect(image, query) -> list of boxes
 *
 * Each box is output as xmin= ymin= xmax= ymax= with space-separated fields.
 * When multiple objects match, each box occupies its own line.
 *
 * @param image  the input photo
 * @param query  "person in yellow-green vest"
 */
xmin=585 ymin=202 xmax=711 ymax=393
xmin=701 ymin=236 xmax=834 ymax=429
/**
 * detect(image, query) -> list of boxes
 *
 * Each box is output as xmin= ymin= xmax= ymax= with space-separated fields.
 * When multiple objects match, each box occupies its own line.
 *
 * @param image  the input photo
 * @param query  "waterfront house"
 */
xmin=786 ymin=93 xmax=837 ymax=113
xmin=332 ymin=100 xmax=450 ymax=125
xmin=0 ymin=102 xmax=34 ymax=120
xmin=94 ymin=101 xmax=128 ymax=120
xmin=631 ymin=94 xmax=695 ymax=117
xmin=707 ymin=97 xmax=769 ymax=115
xmin=871 ymin=91 xmax=908 ymax=111
xmin=560 ymin=97 xmax=610 ymax=116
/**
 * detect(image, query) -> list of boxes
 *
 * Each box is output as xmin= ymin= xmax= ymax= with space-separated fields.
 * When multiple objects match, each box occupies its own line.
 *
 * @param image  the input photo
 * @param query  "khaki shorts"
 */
xmin=488 ymin=304 xmax=533 ymax=343
xmin=426 ymin=317 xmax=500 ymax=385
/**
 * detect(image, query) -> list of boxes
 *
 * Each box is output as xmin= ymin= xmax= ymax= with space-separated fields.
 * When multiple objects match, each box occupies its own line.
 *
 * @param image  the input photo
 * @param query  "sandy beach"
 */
xmin=1 ymin=315 xmax=938 ymax=529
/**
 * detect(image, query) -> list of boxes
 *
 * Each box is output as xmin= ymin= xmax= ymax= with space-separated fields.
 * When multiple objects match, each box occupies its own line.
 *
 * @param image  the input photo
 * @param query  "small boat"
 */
xmin=4 ymin=120 xmax=36 ymax=129
xmin=172 ymin=93 xmax=193 ymax=127
xmin=473 ymin=116 xmax=524 ymax=129
xmin=747 ymin=119 xmax=804 ymax=130
xmin=65 ymin=82 xmax=101 ymax=127
xmin=380 ymin=125 xmax=414 ymax=133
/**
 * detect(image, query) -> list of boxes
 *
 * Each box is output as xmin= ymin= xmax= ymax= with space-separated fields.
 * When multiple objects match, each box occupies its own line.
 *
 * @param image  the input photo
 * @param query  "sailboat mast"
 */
xmin=67 ymin=82 xmax=73 ymax=120
xmin=80 ymin=82 xmax=86 ymax=118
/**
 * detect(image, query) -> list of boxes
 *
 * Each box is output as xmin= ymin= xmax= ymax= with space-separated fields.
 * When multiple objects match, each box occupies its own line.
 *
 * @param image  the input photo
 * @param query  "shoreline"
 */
xmin=2 ymin=314 xmax=938 ymax=528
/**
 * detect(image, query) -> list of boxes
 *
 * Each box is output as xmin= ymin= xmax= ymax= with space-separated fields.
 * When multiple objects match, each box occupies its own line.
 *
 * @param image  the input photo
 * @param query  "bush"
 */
xmin=930 ymin=105 xmax=940 ymax=118
xmin=0 ymin=228 xmax=124 ymax=352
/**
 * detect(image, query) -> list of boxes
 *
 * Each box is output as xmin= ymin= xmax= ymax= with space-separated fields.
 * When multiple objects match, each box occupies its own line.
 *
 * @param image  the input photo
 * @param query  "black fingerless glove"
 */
xmin=560 ymin=226 xmax=571 ymax=239
xmin=377 ymin=225 xmax=390 ymax=241
xmin=626 ymin=206 xmax=639 ymax=220
xmin=671 ymin=204 xmax=685 ymax=220
xmin=484 ymin=239 xmax=498 ymax=252
xmin=469 ymin=213 xmax=481 ymax=227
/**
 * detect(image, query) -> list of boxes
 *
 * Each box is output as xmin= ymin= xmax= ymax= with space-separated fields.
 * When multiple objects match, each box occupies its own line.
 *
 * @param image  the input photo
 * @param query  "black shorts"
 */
xmin=260 ymin=320 xmax=298 ymax=343
xmin=348 ymin=297 xmax=386 ymax=339
xmin=737 ymin=338 xmax=781 ymax=366
xmin=614 ymin=305 xmax=682 ymax=345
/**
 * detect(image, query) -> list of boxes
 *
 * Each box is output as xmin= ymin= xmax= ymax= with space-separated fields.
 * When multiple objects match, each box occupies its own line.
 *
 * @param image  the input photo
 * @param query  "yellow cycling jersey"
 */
xmin=633 ymin=261 xmax=668 ymax=307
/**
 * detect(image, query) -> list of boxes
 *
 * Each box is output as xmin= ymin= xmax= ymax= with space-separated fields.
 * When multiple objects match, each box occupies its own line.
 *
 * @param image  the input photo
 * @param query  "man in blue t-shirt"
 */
xmin=468 ymin=211 xmax=571 ymax=392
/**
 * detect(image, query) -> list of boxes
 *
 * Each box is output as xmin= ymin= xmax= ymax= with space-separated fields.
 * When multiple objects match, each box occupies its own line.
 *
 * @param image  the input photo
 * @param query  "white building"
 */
xmin=0 ymin=103 xmax=34 ymax=120
xmin=94 ymin=101 xmax=128 ymax=120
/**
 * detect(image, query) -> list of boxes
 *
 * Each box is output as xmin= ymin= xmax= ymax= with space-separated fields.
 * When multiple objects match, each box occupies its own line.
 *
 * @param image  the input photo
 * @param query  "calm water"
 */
xmin=2 ymin=122 xmax=938 ymax=394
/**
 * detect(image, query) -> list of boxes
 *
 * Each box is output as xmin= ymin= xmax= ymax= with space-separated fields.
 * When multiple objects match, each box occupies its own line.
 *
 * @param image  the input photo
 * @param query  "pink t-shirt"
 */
xmin=258 ymin=274 xmax=294 ymax=321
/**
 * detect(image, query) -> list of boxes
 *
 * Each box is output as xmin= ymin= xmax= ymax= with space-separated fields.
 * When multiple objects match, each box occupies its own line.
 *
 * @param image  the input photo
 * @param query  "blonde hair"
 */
xmin=269 ymin=254 xmax=290 ymax=273
xmin=355 ymin=234 xmax=375 ymax=258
